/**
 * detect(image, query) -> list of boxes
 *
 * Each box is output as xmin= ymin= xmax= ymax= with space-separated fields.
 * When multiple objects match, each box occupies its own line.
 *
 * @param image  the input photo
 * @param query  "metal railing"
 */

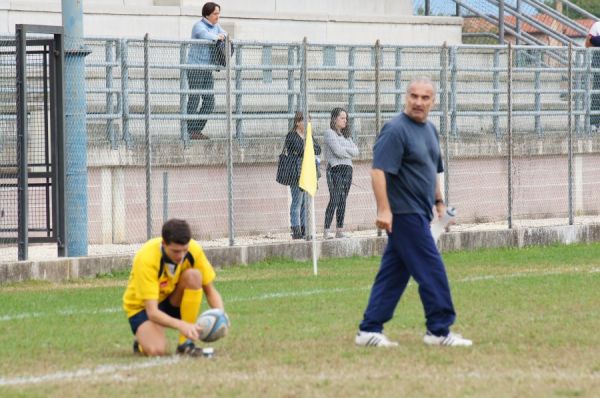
xmin=2 ymin=36 xmax=600 ymax=251
xmin=417 ymin=0 xmax=599 ymax=47
xmin=78 ymin=38 xmax=600 ymax=145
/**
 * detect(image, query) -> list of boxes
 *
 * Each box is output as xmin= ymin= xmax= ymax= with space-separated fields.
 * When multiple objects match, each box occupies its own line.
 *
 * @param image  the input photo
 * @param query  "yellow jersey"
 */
xmin=122 ymin=237 xmax=216 ymax=318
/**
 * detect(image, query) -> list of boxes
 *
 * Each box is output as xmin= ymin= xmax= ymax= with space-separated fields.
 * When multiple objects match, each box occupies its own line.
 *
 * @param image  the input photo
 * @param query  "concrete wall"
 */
xmin=2 ymin=223 xmax=600 ymax=284
xmin=0 ymin=0 xmax=464 ymax=45
xmin=79 ymin=135 xmax=600 ymax=244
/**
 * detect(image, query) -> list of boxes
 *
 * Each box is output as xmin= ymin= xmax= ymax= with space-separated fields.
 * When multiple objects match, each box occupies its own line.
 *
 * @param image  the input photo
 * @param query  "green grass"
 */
xmin=1 ymin=244 xmax=600 ymax=397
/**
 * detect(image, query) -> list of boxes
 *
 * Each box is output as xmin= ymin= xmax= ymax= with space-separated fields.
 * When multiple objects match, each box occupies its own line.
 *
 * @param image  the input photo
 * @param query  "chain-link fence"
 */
xmin=0 ymin=38 xmax=17 ymax=242
xmin=3 ymin=35 xmax=600 ymax=252
xmin=0 ymin=29 xmax=65 ymax=260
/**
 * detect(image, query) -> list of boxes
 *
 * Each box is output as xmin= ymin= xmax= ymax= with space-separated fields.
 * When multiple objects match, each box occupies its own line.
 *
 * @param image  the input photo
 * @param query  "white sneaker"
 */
xmin=423 ymin=331 xmax=472 ymax=347
xmin=323 ymin=229 xmax=333 ymax=240
xmin=355 ymin=331 xmax=399 ymax=347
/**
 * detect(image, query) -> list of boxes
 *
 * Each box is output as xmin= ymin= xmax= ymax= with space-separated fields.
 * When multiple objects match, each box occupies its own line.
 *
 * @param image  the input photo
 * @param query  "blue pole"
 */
xmin=62 ymin=0 xmax=89 ymax=256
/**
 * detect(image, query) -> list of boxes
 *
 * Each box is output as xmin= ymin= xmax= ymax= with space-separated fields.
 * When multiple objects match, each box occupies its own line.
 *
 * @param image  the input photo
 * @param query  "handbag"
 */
xmin=276 ymin=144 xmax=298 ymax=186
xmin=213 ymin=40 xmax=234 ymax=67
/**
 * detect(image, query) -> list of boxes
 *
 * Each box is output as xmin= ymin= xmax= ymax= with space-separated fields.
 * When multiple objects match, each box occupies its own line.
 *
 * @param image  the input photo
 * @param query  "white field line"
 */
xmin=1 ymin=267 xmax=599 ymax=323
xmin=0 ymin=266 xmax=599 ymax=387
xmin=0 ymin=357 xmax=180 ymax=386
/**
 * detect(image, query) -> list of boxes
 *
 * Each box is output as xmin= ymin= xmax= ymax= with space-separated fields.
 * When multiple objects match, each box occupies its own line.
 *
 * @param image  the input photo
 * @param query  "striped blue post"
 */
xmin=62 ymin=0 xmax=89 ymax=256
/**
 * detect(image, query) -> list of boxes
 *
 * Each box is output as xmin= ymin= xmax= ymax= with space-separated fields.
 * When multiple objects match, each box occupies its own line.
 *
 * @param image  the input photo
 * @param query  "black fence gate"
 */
xmin=0 ymin=25 xmax=65 ymax=261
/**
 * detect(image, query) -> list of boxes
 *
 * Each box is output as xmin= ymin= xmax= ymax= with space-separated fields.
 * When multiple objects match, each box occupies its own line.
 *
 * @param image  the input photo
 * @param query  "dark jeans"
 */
xmin=187 ymin=69 xmax=215 ymax=135
xmin=324 ymin=164 xmax=352 ymax=229
xmin=359 ymin=214 xmax=456 ymax=336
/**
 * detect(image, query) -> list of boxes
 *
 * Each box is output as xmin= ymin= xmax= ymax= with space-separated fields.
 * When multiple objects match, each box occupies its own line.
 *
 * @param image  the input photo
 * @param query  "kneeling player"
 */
xmin=122 ymin=219 xmax=224 ymax=356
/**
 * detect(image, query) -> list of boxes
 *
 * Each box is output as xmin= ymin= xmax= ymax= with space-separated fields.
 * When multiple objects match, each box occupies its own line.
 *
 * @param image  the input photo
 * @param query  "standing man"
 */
xmin=123 ymin=219 xmax=224 ymax=356
xmin=186 ymin=2 xmax=228 ymax=140
xmin=586 ymin=20 xmax=600 ymax=131
xmin=355 ymin=77 xmax=472 ymax=348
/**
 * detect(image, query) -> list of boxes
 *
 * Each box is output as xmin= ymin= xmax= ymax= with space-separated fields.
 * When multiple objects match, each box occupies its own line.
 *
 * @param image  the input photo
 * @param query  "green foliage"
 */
xmin=1 ymin=244 xmax=600 ymax=397
xmin=570 ymin=0 xmax=600 ymax=18
xmin=561 ymin=0 xmax=600 ymax=19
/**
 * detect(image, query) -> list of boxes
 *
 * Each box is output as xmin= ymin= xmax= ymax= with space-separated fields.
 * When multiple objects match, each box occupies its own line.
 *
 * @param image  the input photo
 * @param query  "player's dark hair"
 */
xmin=202 ymin=2 xmax=221 ymax=18
xmin=162 ymin=219 xmax=192 ymax=245
xmin=330 ymin=107 xmax=350 ymax=138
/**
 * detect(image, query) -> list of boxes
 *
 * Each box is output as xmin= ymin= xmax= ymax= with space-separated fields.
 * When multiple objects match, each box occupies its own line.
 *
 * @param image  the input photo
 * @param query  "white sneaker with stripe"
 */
xmin=355 ymin=331 xmax=399 ymax=347
xmin=423 ymin=331 xmax=473 ymax=347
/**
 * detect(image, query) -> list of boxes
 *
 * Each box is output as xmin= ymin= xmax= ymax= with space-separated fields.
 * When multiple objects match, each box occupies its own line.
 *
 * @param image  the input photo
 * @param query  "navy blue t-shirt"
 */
xmin=372 ymin=113 xmax=444 ymax=220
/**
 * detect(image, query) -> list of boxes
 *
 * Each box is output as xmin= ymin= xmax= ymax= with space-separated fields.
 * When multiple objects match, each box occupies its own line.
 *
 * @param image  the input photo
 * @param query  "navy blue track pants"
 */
xmin=359 ymin=213 xmax=456 ymax=336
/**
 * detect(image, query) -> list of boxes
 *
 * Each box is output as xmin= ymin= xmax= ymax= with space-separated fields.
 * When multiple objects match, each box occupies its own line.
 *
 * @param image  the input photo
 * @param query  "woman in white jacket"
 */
xmin=323 ymin=107 xmax=359 ymax=239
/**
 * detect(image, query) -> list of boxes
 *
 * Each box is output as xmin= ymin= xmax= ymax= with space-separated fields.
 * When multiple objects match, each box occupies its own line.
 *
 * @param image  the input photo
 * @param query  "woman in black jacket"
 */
xmin=284 ymin=112 xmax=321 ymax=239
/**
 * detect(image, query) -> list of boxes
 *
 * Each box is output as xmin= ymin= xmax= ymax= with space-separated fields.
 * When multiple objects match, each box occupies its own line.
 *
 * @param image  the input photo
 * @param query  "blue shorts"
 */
xmin=128 ymin=299 xmax=181 ymax=335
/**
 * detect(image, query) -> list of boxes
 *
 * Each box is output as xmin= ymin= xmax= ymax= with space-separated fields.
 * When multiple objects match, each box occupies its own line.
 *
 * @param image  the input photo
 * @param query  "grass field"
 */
xmin=1 ymin=243 xmax=600 ymax=397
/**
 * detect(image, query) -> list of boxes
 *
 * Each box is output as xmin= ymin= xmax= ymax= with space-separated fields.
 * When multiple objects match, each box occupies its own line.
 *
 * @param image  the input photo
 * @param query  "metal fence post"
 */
xmin=226 ymin=35 xmax=235 ymax=246
xmin=374 ymin=40 xmax=381 ymax=135
xmin=301 ymin=37 xmax=313 ymax=241
xmin=287 ymin=45 xmax=296 ymax=131
xmin=507 ymin=43 xmax=513 ymax=229
xmin=450 ymin=46 xmax=458 ymax=137
xmin=574 ymin=50 xmax=582 ymax=136
xmin=144 ymin=34 xmax=152 ymax=239
xmin=493 ymin=49 xmax=500 ymax=138
xmin=394 ymin=47 xmax=402 ymax=113
xmin=120 ymin=39 xmax=131 ymax=147
xmin=262 ymin=45 xmax=272 ymax=83
xmin=585 ymin=50 xmax=591 ymax=134
xmin=105 ymin=40 xmax=116 ymax=149
xmin=348 ymin=46 xmax=356 ymax=139
xmin=180 ymin=43 xmax=189 ymax=145
xmin=440 ymin=42 xmax=448 ymax=139
xmin=235 ymin=44 xmax=243 ymax=141
xmin=16 ymin=27 xmax=28 ymax=261
xmin=441 ymin=44 xmax=450 ymax=205
xmin=298 ymin=42 xmax=305 ymax=113
xmin=568 ymin=44 xmax=573 ymax=225
xmin=534 ymin=50 xmax=542 ymax=136
xmin=115 ymin=40 xmax=122 ymax=122
xmin=374 ymin=40 xmax=382 ymax=238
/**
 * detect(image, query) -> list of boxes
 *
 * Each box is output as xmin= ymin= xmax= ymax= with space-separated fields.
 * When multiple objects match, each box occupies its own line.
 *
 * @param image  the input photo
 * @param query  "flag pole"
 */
xmin=311 ymin=196 xmax=318 ymax=275
xmin=298 ymin=36 xmax=318 ymax=276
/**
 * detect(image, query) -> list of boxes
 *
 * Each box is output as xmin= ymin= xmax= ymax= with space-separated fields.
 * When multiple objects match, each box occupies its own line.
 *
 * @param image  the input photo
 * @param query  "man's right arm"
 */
xmin=372 ymin=168 xmax=393 ymax=233
xmin=145 ymin=299 xmax=200 ymax=340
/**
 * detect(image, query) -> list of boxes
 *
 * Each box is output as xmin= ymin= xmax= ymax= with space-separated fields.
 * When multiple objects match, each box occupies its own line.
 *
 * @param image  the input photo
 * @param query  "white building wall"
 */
xmin=0 ymin=0 xmax=463 ymax=45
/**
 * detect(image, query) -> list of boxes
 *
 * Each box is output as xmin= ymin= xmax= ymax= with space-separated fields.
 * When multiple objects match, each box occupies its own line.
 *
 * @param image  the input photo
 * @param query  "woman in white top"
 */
xmin=323 ymin=107 xmax=359 ymax=239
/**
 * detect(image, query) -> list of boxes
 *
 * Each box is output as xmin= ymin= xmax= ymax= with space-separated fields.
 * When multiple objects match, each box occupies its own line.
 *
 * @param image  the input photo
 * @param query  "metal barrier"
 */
xmin=79 ymin=38 xmax=600 ymax=144
xmin=1 ymin=36 xmax=600 ymax=254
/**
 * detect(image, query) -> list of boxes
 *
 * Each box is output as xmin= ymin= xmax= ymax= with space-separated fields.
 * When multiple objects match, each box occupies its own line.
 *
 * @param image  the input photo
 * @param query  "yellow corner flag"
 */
xmin=298 ymin=122 xmax=318 ymax=197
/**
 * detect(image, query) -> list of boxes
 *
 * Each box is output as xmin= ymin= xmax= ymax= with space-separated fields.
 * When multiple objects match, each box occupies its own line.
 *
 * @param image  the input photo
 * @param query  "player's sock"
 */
xmin=178 ymin=288 xmax=203 ymax=345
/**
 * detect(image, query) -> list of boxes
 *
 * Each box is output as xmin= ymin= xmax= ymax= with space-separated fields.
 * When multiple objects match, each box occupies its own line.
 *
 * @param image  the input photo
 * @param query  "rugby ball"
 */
xmin=196 ymin=308 xmax=230 ymax=342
